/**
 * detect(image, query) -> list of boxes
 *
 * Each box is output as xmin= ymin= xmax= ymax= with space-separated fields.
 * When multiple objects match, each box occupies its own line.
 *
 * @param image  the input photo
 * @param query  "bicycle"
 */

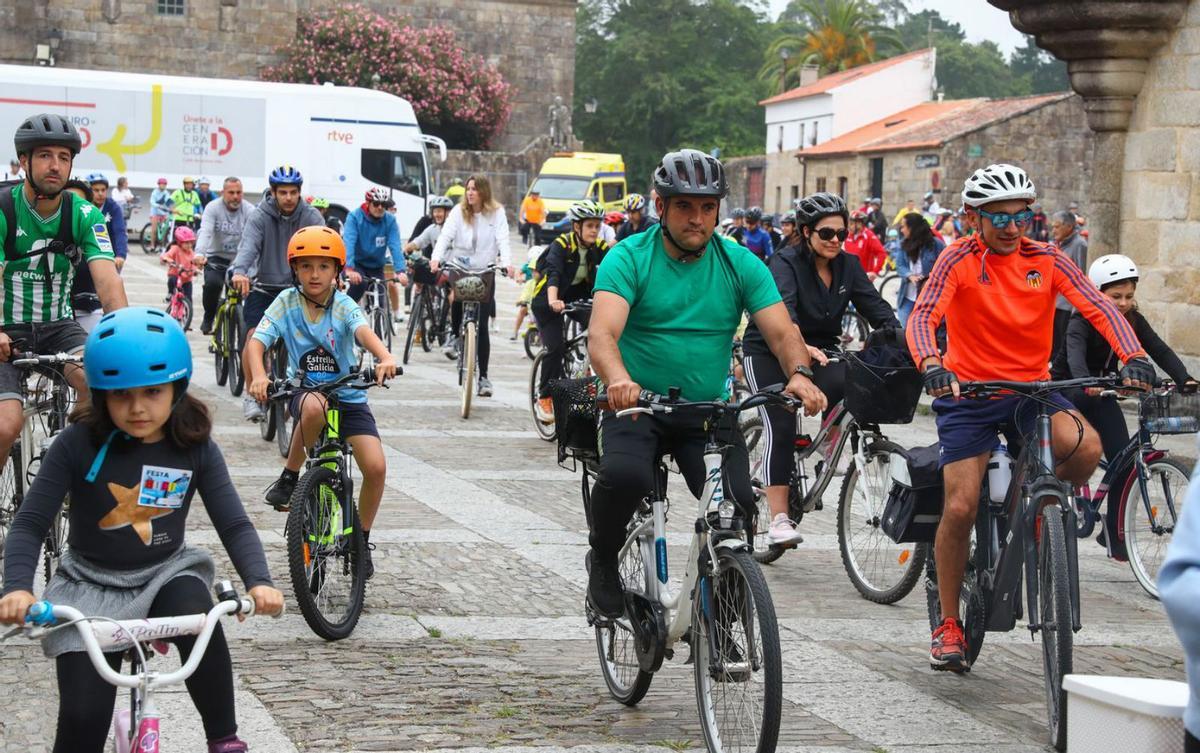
xmin=563 ymin=383 xmax=786 ymax=753
xmin=256 ymin=339 xmax=291 ymax=457
xmin=3 ymin=579 xmax=274 ymax=753
xmin=208 ymin=278 xmax=245 ymax=397
xmin=875 ymin=255 xmax=900 ymax=309
xmin=742 ymin=351 xmax=928 ymax=604
xmin=1072 ymin=382 xmax=1194 ymax=599
xmin=163 ymin=281 xmax=193 ymax=331
xmin=139 ymin=217 xmax=172 ymax=255
xmin=401 ymin=256 xmax=450 ymax=364
xmin=923 ymin=375 xmax=1125 ymax=751
xmin=529 ymin=300 xmax=591 ymax=442
xmin=523 ymin=316 xmax=542 ymax=360
xmin=0 ymin=352 xmax=80 ymax=585
xmin=358 ymin=273 xmax=393 ymax=353
xmin=268 ymin=368 xmax=389 ymax=640
xmin=442 ymin=261 xmax=495 ymax=420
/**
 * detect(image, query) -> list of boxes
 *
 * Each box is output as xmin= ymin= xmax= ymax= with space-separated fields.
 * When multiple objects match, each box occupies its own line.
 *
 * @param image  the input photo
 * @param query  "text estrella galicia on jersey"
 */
xmin=1026 ymin=270 xmax=1043 ymax=288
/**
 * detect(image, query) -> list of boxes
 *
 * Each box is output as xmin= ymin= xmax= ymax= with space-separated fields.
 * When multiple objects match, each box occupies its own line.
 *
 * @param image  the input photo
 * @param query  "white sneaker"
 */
xmin=242 ymin=396 xmax=265 ymax=422
xmin=477 ymin=377 xmax=493 ymax=397
xmin=766 ymin=513 xmax=803 ymax=547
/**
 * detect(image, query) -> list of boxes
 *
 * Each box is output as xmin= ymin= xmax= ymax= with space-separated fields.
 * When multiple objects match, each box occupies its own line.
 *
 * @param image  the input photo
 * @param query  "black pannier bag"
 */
xmin=881 ymin=443 xmax=943 ymax=543
xmin=844 ymin=326 xmax=924 ymax=425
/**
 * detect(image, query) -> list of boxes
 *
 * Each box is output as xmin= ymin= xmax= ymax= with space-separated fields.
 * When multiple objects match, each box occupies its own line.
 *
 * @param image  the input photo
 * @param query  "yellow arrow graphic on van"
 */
xmin=96 ymin=84 xmax=164 ymax=173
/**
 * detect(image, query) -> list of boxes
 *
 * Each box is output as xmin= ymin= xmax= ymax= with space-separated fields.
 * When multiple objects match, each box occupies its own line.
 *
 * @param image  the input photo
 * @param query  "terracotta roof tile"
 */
xmin=759 ymin=48 xmax=934 ymax=106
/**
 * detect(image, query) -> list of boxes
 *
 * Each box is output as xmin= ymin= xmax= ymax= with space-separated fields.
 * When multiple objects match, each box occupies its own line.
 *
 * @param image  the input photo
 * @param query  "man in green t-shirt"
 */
xmin=585 ymin=148 xmax=826 ymax=617
xmin=0 ymin=114 xmax=128 ymax=468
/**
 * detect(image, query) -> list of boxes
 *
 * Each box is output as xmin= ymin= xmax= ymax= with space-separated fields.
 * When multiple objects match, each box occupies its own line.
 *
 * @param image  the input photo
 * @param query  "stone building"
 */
xmin=992 ymin=0 xmax=1200 ymax=365
xmin=0 ymin=0 xmax=577 ymax=153
xmin=774 ymin=93 xmax=1089 ymax=219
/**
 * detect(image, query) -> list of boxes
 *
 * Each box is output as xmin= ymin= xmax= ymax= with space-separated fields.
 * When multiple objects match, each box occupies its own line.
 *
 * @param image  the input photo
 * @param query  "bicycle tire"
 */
xmin=742 ymin=416 xmax=785 ymax=565
xmin=212 ymin=307 xmax=229 ymax=386
xmin=840 ymin=311 xmax=869 ymax=351
xmin=0 ymin=442 xmax=24 ymax=563
xmin=523 ymin=326 xmax=541 ymax=360
xmin=693 ymin=547 xmax=782 ymax=753
xmin=1038 ymin=508 xmax=1072 ymax=752
xmin=924 ymin=551 xmax=986 ymax=669
xmin=1121 ymin=455 xmax=1189 ymax=600
xmin=877 ymin=273 xmax=901 ymax=309
xmin=181 ymin=296 xmax=193 ymax=331
xmin=139 ymin=222 xmax=154 ymax=254
xmin=229 ymin=304 xmax=246 ymax=397
xmin=43 ymin=495 xmax=68 ymax=586
xmin=286 ymin=465 xmax=366 ymax=640
xmin=373 ymin=301 xmax=392 ymax=353
xmin=838 ymin=440 xmax=927 ymax=603
xmin=529 ymin=350 xmax=556 ymax=442
xmin=460 ymin=321 xmax=476 ymax=419
xmin=594 ymin=531 xmax=654 ymax=705
xmin=403 ymin=289 xmax=423 ymax=365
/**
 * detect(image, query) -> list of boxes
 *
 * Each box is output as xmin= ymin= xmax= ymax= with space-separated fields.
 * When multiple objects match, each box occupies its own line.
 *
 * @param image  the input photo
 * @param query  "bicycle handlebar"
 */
xmin=11 ymin=352 xmax=83 ymax=368
xmin=600 ymin=386 xmax=799 ymax=419
xmin=268 ymin=367 xmax=395 ymax=401
xmin=959 ymin=375 xmax=1128 ymax=397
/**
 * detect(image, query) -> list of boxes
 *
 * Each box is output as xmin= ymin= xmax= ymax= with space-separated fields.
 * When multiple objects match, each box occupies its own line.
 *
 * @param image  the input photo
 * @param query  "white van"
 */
xmin=0 ymin=64 xmax=447 ymax=236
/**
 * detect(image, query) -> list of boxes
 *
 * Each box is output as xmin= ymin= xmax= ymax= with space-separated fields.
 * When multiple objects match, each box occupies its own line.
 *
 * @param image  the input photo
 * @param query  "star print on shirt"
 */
xmin=98 ymin=481 xmax=174 ymax=545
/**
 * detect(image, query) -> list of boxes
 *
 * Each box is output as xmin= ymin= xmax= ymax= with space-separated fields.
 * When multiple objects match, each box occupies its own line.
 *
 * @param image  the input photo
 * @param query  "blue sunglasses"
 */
xmin=977 ymin=208 xmax=1034 ymax=229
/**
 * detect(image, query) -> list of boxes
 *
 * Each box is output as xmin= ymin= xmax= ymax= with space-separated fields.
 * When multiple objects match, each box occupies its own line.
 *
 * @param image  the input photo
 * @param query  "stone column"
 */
xmin=988 ymin=0 xmax=1188 ymax=255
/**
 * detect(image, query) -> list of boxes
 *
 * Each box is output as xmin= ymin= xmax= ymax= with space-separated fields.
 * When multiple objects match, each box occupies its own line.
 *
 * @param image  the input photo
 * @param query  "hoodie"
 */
xmin=342 ymin=205 xmax=404 ymax=272
xmin=229 ymin=194 xmax=324 ymax=288
xmin=196 ymin=197 xmax=255 ymax=262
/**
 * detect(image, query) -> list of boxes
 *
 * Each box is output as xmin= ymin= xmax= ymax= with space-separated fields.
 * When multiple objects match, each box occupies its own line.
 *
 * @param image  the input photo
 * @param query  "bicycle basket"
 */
xmin=1141 ymin=390 xmax=1200 ymax=434
xmin=844 ymin=336 xmax=923 ymax=425
xmin=550 ymin=377 xmax=601 ymax=462
xmin=453 ymin=275 xmax=488 ymax=303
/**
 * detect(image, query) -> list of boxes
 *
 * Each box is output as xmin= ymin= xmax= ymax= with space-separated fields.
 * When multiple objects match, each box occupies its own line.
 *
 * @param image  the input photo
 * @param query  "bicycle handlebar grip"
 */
xmin=25 ymin=600 xmax=55 ymax=627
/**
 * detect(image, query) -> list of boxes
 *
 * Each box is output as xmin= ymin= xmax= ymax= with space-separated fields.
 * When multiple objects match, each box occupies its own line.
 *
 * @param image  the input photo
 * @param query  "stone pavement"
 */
xmin=0 ymin=248 xmax=1190 ymax=753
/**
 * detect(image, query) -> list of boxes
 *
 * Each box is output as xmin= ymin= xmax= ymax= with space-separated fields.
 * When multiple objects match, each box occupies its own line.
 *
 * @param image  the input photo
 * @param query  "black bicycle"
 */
xmin=923 ymin=375 xmax=1125 ymax=752
xmin=359 ymin=273 xmax=393 ymax=353
xmin=257 ymin=339 xmax=291 ymax=457
xmin=529 ymin=300 xmax=591 ymax=442
xmin=402 ymin=256 xmax=450 ymax=365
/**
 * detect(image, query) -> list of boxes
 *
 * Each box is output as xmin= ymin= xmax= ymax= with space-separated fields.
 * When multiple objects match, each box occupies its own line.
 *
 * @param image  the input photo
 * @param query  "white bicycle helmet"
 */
xmin=365 ymin=186 xmax=390 ymax=204
xmin=1088 ymin=254 xmax=1139 ymax=289
xmin=527 ymin=245 xmax=546 ymax=266
xmin=961 ymin=163 xmax=1037 ymax=208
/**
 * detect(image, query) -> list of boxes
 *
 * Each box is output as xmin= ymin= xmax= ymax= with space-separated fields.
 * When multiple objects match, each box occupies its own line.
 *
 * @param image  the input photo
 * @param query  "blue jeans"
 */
xmin=897 ymin=297 xmax=915 ymax=326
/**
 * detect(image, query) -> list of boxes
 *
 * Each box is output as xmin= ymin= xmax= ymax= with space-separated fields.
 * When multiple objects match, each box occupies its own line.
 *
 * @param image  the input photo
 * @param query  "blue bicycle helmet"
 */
xmin=268 ymin=164 xmax=303 ymax=187
xmin=84 ymin=307 xmax=193 ymax=391
xmin=84 ymin=172 xmax=109 ymax=187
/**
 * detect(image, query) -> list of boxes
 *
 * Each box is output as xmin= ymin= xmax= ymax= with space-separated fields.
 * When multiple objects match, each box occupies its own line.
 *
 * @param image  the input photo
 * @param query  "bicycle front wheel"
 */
xmin=1038 ymin=507 xmax=1072 ymax=752
xmin=529 ymin=350 xmax=556 ymax=442
xmin=228 ymin=305 xmax=246 ymax=397
xmin=139 ymin=223 xmax=154 ymax=254
xmin=524 ymin=326 xmax=541 ymax=360
xmin=0 ymin=444 xmax=24 ymax=561
xmin=212 ymin=309 xmax=229 ymax=386
xmin=403 ymin=289 xmax=424 ymax=365
xmin=693 ymin=547 xmax=782 ymax=753
xmin=286 ymin=465 xmax=366 ymax=640
xmin=277 ymin=401 xmax=294 ymax=458
xmin=460 ymin=321 xmax=476 ymax=419
xmin=838 ymin=440 xmax=927 ymax=603
xmin=1122 ymin=455 xmax=1189 ymax=599
xmin=44 ymin=495 xmax=69 ymax=585
xmin=877 ymin=273 xmax=901 ymax=309
xmin=373 ymin=302 xmax=392 ymax=353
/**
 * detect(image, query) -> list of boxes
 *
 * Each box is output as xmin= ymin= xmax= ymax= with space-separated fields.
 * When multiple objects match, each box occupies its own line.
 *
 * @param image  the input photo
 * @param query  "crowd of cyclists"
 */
xmin=0 ymin=110 xmax=1196 ymax=752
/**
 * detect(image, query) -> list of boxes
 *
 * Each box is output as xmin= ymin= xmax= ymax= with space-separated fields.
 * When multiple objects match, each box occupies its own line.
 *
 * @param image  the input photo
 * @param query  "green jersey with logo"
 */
xmin=0 ymin=185 xmax=115 ymax=325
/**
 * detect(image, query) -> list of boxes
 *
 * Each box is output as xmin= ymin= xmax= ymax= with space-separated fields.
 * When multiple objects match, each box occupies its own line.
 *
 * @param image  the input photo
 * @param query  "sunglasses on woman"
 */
xmin=813 ymin=227 xmax=849 ymax=242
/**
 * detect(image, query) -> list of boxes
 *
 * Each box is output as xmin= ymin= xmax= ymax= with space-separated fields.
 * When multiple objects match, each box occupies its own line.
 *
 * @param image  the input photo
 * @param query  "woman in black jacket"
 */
xmin=1051 ymin=253 xmax=1197 ymax=559
xmin=740 ymin=192 xmax=899 ymax=547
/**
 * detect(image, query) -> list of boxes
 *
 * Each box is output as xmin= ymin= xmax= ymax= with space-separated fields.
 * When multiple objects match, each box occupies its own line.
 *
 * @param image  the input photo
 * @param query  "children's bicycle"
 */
xmin=164 ymin=283 xmax=193 ymax=331
xmin=3 ymin=579 xmax=276 ymax=753
xmin=268 ymin=368 xmax=390 ymax=640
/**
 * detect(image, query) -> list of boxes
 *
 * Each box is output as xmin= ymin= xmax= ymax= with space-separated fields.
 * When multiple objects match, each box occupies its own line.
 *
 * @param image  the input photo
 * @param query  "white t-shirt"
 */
xmin=906 ymin=257 xmax=923 ymax=301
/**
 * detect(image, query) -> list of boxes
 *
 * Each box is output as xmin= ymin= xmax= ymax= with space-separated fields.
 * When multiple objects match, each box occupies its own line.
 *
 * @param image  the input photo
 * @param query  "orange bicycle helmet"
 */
xmin=287 ymin=225 xmax=346 ymax=265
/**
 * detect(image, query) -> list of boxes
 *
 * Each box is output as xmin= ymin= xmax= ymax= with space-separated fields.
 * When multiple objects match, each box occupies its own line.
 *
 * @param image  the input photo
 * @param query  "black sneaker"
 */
xmin=265 ymin=472 xmax=297 ymax=510
xmin=360 ymin=540 xmax=375 ymax=580
xmin=200 ymin=319 xmax=214 ymax=336
xmin=586 ymin=551 xmax=625 ymax=618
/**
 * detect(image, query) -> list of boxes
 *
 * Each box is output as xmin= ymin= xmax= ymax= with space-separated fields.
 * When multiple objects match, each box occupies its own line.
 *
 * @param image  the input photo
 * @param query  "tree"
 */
xmin=262 ymin=4 xmax=513 ymax=149
xmin=937 ymin=40 xmax=1026 ymax=99
xmin=1010 ymin=35 xmax=1070 ymax=94
xmin=574 ymin=0 xmax=771 ymax=191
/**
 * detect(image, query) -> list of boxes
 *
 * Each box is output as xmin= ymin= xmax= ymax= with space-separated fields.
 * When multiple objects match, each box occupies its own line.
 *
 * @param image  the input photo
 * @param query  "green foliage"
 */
xmin=760 ymin=0 xmax=903 ymax=92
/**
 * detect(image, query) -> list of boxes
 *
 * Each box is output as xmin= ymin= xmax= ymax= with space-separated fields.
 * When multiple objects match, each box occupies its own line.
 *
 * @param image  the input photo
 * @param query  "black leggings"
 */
xmin=741 ymin=353 xmax=846 ymax=487
xmin=1065 ymin=388 xmax=1131 ymax=532
xmin=532 ymin=289 xmax=590 ymax=398
xmin=52 ymin=576 xmax=237 ymax=753
xmin=451 ymin=300 xmax=495 ymax=378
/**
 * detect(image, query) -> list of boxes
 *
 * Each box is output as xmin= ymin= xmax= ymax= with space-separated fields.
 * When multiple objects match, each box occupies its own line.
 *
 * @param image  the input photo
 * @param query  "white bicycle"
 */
xmin=4 ymin=579 xmax=277 ymax=753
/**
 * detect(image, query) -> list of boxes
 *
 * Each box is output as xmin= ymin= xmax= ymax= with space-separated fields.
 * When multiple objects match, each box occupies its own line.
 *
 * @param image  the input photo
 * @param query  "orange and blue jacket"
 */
xmin=906 ymin=235 xmax=1146 ymax=382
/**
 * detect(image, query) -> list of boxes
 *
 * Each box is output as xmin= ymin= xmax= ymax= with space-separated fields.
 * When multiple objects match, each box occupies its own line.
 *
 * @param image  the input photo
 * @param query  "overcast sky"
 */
xmin=764 ymin=0 xmax=1028 ymax=55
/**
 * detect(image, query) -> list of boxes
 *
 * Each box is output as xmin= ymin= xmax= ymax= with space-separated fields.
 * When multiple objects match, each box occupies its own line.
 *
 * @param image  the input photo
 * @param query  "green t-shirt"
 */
xmin=0 ymin=185 xmax=114 ymax=324
xmin=595 ymin=228 xmax=781 ymax=400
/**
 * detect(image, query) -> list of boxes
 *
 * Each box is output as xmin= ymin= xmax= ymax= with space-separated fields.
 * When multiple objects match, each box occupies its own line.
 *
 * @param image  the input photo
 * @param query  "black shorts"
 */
xmin=0 ymin=320 xmax=88 ymax=403
xmin=287 ymin=393 xmax=379 ymax=439
xmin=243 ymin=288 xmax=285 ymax=330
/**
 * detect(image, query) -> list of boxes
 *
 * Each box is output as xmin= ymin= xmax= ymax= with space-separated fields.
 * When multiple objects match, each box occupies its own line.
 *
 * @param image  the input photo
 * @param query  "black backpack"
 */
xmin=0 ymin=179 xmax=82 ymax=266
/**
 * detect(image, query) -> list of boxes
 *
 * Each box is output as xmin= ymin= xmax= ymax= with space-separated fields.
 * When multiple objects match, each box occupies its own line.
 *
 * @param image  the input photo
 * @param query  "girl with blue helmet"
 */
xmin=0 ymin=307 xmax=283 ymax=753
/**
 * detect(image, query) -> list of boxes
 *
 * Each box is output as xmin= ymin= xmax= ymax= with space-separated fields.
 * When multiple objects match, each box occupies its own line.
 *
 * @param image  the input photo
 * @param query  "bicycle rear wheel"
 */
xmin=212 ymin=308 xmax=229 ymax=386
xmin=839 ymin=311 xmax=869 ymax=351
xmin=594 ymin=534 xmax=654 ymax=705
xmin=524 ymin=326 xmax=541 ymax=360
xmin=460 ymin=321 xmax=476 ymax=419
xmin=838 ymin=440 xmax=927 ymax=603
xmin=139 ymin=223 xmax=154 ymax=254
xmin=693 ymin=547 xmax=782 ymax=753
xmin=229 ymin=304 xmax=246 ymax=397
xmin=44 ymin=495 xmax=69 ymax=585
xmin=877 ymin=273 xmax=901 ymax=309
xmin=1038 ymin=507 xmax=1072 ymax=752
xmin=286 ymin=465 xmax=366 ymax=640
xmin=1122 ymin=456 xmax=1189 ymax=599
xmin=0 ymin=443 xmax=24 ymax=560
xmin=742 ymin=416 xmax=785 ymax=566
xmin=529 ymin=350 xmax=556 ymax=442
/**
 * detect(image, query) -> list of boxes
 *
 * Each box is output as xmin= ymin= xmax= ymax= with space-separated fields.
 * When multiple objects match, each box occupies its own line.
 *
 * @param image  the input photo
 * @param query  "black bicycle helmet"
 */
xmin=731 ymin=208 xmax=746 ymax=219
xmin=652 ymin=148 xmax=728 ymax=199
xmin=746 ymin=206 xmax=763 ymax=223
xmin=794 ymin=192 xmax=848 ymax=227
xmin=14 ymin=113 xmax=81 ymax=157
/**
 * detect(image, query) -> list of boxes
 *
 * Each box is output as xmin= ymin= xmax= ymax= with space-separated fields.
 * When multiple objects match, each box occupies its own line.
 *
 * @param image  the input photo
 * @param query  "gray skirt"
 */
xmin=41 ymin=545 xmax=215 ymax=658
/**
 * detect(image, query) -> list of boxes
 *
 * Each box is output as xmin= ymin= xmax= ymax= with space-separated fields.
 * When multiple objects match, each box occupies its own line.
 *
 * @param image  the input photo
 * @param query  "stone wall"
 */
xmin=0 ymin=0 xmax=577 ymax=152
xmin=436 ymin=136 xmax=560 ymax=224
xmin=1118 ymin=0 xmax=1200 ymax=365
xmin=724 ymin=155 xmax=767 ymax=213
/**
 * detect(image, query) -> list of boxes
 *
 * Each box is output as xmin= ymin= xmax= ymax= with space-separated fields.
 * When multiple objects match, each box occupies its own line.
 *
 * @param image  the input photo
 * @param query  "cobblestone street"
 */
xmin=0 ymin=249 xmax=1189 ymax=753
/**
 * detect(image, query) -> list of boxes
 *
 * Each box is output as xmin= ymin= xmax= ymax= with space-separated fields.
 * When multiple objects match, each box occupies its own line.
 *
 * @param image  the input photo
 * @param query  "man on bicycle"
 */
xmin=585 ymin=148 xmax=826 ymax=617
xmin=229 ymin=164 xmax=324 ymax=421
xmin=906 ymin=163 xmax=1155 ymax=673
xmin=0 ymin=114 xmax=128 ymax=465
xmin=169 ymin=177 xmax=201 ymax=230
xmin=196 ymin=177 xmax=254 ymax=335
xmin=342 ymin=187 xmax=408 ymax=302
xmin=532 ymin=200 xmax=609 ymax=424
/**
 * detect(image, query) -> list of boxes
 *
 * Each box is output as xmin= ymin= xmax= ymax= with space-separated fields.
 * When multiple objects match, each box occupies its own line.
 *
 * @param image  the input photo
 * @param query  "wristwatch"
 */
xmin=792 ymin=364 xmax=814 ymax=380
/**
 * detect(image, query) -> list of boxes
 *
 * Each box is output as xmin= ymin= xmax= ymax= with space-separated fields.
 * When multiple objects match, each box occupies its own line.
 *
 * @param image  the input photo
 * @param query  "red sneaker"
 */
xmin=930 ymin=618 xmax=970 ymax=673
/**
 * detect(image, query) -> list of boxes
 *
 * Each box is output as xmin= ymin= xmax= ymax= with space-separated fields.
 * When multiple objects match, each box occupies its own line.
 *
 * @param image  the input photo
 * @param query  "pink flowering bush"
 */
xmin=263 ymin=4 xmax=514 ymax=149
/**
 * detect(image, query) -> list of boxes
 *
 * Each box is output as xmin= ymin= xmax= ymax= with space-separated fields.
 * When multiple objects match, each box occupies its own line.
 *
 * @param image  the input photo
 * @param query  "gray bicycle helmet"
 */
xmin=567 ymin=200 xmax=605 ymax=222
xmin=731 ymin=208 xmax=746 ymax=219
xmin=746 ymin=206 xmax=763 ymax=222
xmin=794 ymin=192 xmax=848 ymax=227
xmin=14 ymin=113 xmax=81 ymax=157
xmin=429 ymin=195 xmax=455 ymax=210
xmin=652 ymin=148 xmax=728 ymax=199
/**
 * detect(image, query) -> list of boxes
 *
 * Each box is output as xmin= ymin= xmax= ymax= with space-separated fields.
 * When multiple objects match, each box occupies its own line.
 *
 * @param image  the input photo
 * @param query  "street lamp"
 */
xmin=779 ymin=48 xmax=791 ymax=92
xmin=584 ymin=97 xmax=598 ymax=114
xmin=36 ymin=28 xmax=64 ymax=66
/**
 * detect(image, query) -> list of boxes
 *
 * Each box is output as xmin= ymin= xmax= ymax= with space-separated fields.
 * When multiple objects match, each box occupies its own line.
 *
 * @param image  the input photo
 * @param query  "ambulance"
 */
xmin=0 ymin=64 xmax=447 ymax=236
xmin=527 ymin=152 xmax=626 ymax=243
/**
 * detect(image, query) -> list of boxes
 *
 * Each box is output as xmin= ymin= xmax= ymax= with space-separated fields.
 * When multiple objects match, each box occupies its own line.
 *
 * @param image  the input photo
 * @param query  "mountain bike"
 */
xmin=4 ymin=580 xmax=275 ymax=753
xmin=442 ymin=261 xmax=495 ymax=420
xmin=575 ymin=385 xmax=786 ymax=753
xmin=923 ymin=375 xmax=1125 ymax=752
xmin=0 ymin=352 xmax=80 ymax=584
xmin=402 ymin=257 xmax=450 ymax=364
xmin=208 ymin=279 xmax=245 ymax=397
xmin=256 ymin=339 xmax=291 ymax=457
xmin=529 ymin=300 xmax=591 ymax=442
xmin=1072 ymin=382 xmax=1194 ymax=599
xmin=268 ymin=369 xmax=389 ymax=640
